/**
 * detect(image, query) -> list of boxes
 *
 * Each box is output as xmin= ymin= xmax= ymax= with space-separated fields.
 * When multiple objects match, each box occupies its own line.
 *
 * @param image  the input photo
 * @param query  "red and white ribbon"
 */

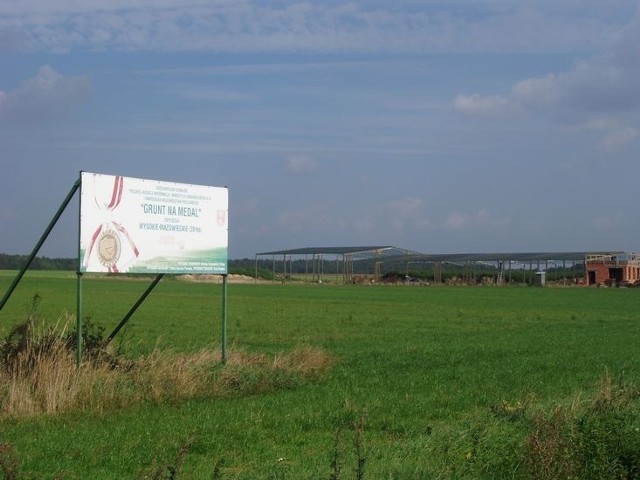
xmin=83 ymin=175 xmax=139 ymax=271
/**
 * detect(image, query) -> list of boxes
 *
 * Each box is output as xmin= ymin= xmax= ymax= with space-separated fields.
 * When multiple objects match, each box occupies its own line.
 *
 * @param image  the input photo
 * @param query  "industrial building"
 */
xmin=585 ymin=253 xmax=640 ymax=286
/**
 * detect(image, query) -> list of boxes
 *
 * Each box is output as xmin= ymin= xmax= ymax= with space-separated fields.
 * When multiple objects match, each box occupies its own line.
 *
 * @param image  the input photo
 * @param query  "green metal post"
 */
xmin=76 ymin=174 xmax=84 ymax=368
xmin=221 ymin=274 xmax=228 ymax=364
xmin=0 ymin=178 xmax=80 ymax=312
xmin=76 ymin=272 xmax=83 ymax=367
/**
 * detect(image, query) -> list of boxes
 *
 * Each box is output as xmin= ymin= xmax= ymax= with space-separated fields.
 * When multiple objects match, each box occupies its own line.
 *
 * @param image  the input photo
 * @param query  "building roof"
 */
xmin=256 ymin=247 xmax=625 ymax=263
xmin=256 ymin=246 xmax=412 ymax=257
xmin=396 ymin=251 xmax=623 ymax=264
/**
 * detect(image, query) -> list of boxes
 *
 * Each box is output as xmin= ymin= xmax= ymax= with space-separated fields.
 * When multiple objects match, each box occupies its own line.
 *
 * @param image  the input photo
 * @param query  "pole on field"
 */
xmin=221 ymin=274 xmax=228 ymax=364
xmin=76 ymin=174 xmax=83 ymax=367
xmin=76 ymin=272 xmax=83 ymax=367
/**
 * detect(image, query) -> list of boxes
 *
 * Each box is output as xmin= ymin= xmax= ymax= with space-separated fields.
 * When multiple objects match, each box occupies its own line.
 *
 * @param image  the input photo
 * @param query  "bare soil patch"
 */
xmin=176 ymin=274 xmax=257 ymax=284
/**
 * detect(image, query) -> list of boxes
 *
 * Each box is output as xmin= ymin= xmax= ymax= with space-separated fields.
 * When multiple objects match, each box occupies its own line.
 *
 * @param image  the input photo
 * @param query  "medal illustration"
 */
xmin=97 ymin=229 xmax=121 ymax=270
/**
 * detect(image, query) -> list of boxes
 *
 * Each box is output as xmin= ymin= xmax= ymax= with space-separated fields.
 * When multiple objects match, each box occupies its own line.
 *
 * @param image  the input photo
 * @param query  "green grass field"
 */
xmin=1 ymin=270 xmax=639 ymax=478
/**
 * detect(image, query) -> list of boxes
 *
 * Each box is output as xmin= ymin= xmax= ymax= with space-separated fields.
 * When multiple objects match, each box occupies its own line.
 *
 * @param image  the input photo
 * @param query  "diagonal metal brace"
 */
xmin=0 ymin=178 xmax=81 ymax=313
xmin=107 ymin=273 xmax=165 ymax=342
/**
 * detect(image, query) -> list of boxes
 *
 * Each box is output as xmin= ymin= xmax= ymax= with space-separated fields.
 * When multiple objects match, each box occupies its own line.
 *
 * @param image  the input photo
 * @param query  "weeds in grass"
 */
xmin=489 ymin=396 xmax=531 ymax=421
xmin=146 ymin=436 xmax=197 ymax=480
xmin=0 ymin=341 xmax=334 ymax=417
xmin=329 ymin=427 xmax=342 ymax=480
xmin=0 ymin=303 xmax=335 ymax=418
xmin=0 ymin=295 xmax=109 ymax=376
xmin=211 ymin=458 xmax=226 ymax=480
xmin=0 ymin=443 xmax=17 ymax=480
xmin=353 ymin=410 xmax=366 ymax=480
xmin=523 ymin=371 xmax=640 ymax=479
xmin=525 ymin=406 xmax=577 ymax=479
xmin=329 ymin=409 xmax=367 ymax=480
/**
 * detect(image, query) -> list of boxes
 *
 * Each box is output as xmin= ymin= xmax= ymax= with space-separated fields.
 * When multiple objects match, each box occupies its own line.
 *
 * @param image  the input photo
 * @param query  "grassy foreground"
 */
xmin=0 ymin=271 xmax=640 ymax=478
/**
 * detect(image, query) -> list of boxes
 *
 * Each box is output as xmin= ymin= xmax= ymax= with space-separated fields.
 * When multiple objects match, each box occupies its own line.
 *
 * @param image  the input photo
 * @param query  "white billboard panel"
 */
xmin=80 ymin=172 xmax=228 ymax=274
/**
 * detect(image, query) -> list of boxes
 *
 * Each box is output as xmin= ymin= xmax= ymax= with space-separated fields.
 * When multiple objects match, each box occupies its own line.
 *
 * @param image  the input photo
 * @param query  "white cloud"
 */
xmin=0 ymin=206 xmax=18 ymax=220
xmin=0 ymin=25 xmax=29 ymax=52
xmin=381 ymin=197 xmax=431 ymax=231
xmin=235 ymin=197 xmax=260 ymax=216
xmin=602 ymin=126 xmax=638 ymax=151
xmin=456 ymin=2 xmax=640 ymax=112
xmin=585 ymin=117 xmax=621 ymax=131
xmin=357 ymin=199 xmax=514 ymax=237
xmin=443 ymin=209 xmax=489 ymax=230
xmin=277 ymin=200 xmax=336 ymax=233
xmin=443 ymin=211 xmax=469 ymax=230
xmin=286 ymin=155 xmax=318 ymax=174
xmin=454 ymin=71 xmax=570 ymax=117
xmin=440 ymin=209 xmax=514 ymax=232
xmin=176 ymin=87 xmax=255 ymax=102
xmin=354 ymin=214 xmax=375 ymax=233
xmin=453 ymin=94 xmax=510 ymax=116
xmin=387 ymin=197 xmax=424 ymax=216
xmin=0 ymin=65 xmax=92 ymax=123
xmin=582 ymin=116 xmax=638 ymax=151
xmin=454 ymin=5 xmax=640 ymax=147
xmin=511 ymin=74 xmax=558 ymax=109
xmin=590 ymin=213 xmax=624 ymax=229
xmin=0 ymin=1 xmax=636 ymax=54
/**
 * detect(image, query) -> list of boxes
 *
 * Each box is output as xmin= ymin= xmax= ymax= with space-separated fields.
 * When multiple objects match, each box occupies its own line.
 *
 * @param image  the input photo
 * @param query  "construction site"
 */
xmin=253 ymin=247 xmax=640 ymax=287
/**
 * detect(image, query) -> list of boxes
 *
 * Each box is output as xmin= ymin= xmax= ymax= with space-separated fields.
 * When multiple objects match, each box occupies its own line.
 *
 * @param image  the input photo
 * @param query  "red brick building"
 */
xmin=585 ymin=253 xmax=640 ymax=286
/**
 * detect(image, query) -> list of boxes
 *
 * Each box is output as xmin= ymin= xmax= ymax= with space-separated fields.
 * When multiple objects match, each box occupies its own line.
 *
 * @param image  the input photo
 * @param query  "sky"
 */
xmin=1 ymin=0 xmax=639 ymax=260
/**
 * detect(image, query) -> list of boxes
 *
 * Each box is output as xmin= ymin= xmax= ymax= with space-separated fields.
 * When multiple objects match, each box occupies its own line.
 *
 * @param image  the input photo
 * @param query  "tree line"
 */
xmin=0 ymin=254 xmax=275 ymax=278
xmin=0 ymin=253 xmax=77 ymax=271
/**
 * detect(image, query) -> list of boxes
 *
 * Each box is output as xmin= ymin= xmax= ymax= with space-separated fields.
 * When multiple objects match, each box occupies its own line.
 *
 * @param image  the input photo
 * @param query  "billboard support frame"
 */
xmin=1 ymin=172 xmax=229 ymax=367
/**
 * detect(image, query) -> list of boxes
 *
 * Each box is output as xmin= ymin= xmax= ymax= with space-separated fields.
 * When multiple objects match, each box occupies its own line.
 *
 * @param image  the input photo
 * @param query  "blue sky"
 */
xmin=1 ymin=1 xmax=639 ymax=259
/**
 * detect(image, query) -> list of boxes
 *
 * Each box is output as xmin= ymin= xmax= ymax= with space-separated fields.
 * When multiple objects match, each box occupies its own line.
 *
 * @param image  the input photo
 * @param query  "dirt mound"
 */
xmin=177 ymin=274 xmax=256 ymax=284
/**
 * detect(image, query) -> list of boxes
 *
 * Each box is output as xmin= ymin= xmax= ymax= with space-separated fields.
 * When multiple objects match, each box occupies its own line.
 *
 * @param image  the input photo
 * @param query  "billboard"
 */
xmin=80 ymin=172 xmax=228 ymax=274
